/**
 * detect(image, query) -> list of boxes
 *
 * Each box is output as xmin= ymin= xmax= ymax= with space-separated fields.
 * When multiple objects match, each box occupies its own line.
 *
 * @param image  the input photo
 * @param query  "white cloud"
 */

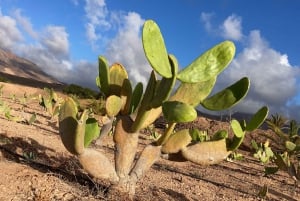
xmin=200 ymin=13 xmax=300 ymax=120
xmin=201 ymin=13 xmax=243 ymax=41
xmin=220 ymin=14 xmax=243 ymax=41
xmin=0 ymin=1 xmax=150 ymax=91
xmin=82 ymin=1 xmax=150 ymax=87
xmin=0 ymin=9 xmax=78 ymax=85
xmin=200 ymin=12 xmax=214 ymax=33
xmin=84 ymin=0 xmax=111 ymax=49
xmin=11 ymin=23 xmax=72 ymax=82
xmin=216 ymin=30 xmax=300 ymax=119
xmin=105 ymin=12 xmax=149 ymax=85
xmin=40 ymin=26 xmax=69 ymax=58
xmin=0 ymin=10 xmax=23 ymax=49
xmin=13 ymin=9 xmax=38 ymax=39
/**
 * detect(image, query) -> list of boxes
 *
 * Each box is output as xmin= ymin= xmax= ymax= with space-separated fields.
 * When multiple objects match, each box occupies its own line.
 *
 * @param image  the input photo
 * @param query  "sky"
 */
xmin=0 ymin=0 xmax=300 ymax=120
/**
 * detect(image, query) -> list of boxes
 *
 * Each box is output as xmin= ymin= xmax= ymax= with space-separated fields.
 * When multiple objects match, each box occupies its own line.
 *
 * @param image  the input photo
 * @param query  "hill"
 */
xmin=0 ymin=48 xmax=64 ymax=89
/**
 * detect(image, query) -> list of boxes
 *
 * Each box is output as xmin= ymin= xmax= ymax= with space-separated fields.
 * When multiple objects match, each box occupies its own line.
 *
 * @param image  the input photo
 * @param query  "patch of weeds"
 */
xmin=23 ymin=151 xmax=36 ymax=161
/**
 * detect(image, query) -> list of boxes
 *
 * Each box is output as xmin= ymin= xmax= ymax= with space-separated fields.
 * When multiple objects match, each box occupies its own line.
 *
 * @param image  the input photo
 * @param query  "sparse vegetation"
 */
xmin=63 ymin=84 xmax=98 ymax=99
xmin=252 ymin=113 xmax=300 ymax=188
xmin=39 ymin=88 xmax=61 ymax=118
xmin=0 ymin=76 xmax=10 ymax=83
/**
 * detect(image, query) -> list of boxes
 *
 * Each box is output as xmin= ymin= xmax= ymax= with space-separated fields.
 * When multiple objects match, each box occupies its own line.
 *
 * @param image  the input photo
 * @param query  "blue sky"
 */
xmin=0 ymin=0 xmax=300 ymax=120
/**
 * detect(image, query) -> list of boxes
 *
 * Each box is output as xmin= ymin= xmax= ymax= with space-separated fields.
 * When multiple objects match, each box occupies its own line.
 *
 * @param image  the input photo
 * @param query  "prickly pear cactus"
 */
xmin=58 ymin=19 xmax=269 ymax=198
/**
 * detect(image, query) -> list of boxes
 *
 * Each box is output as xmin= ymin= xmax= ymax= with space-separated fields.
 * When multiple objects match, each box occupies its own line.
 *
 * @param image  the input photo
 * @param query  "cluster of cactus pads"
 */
xmin=58 ymin=20 xmax=269 ymax=197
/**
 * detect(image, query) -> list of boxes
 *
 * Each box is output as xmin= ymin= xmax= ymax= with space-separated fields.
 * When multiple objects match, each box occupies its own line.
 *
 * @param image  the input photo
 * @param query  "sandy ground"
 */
xmin=0 ymin=82 xmax=299 ymax=201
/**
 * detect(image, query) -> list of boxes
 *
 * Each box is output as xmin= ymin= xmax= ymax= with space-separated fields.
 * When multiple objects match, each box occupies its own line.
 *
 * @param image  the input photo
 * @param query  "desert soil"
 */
xmin=0 ymin=82 xmax=299 ymax=201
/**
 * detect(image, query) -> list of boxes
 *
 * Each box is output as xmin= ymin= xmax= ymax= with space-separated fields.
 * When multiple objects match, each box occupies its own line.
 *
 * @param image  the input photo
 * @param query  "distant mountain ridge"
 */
xmin=0 ymin=48 xmax=64 ymax=89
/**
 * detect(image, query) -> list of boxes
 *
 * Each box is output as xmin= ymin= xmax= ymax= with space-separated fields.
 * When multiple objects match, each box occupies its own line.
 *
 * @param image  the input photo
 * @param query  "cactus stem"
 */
xmin=156 ymin=122 xmax=176 ymax=146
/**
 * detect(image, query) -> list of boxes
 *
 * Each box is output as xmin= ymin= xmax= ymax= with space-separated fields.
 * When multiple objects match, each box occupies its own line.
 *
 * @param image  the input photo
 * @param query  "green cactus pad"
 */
xmin=285 ymin=141 xmax=296 ymax=151
xmin=189 ymin=129 xmax=209 ymax=142
xmin=130 ymin=82 xmax=143 ymax=113
xmin=151 ymin=55 xmax=178 ymax=108
xmin=264 ymin=166 xmax=279 ymax=175
xmin=109 ymin=63 xmax=128 ymax=96
xmin=177 ymin=41 xmax=235 ymax=83
xmin=131 ymin=106 xmax=162 ymax=132
xmin=170 ymin=77 xmax=216 ymax=107
xmin=201 ymin=77 xmax=250 ymax=111
xmin=273 ymin=154 xmax=288 ymax=171
xmin=161 ymin=129 xmax=192 ymax=154
xmin=231 ymin=119 xmax=244 ymax=137
xmin=59 ymin=97 xmax=77 ymax=119
xmin=131 ymin=71 xmax=158 ymax=131
xmin=59 ymin=98 xmax=87 ymax=155
xmin=95 ymin=76 xmax=100 ymax=89
xmin=139 ymin=71 xmax=157 ymax=109
xmin=106 ymin=95 xmax=122 ymax=117
xmin=212 ymin=130 xmax=228 ymax=141
xmin=162 ymin=101 xmax=197 ymax=123
xmin=189 ymin=128 xmax=202 ymax=142
xmin=98 ymin=56 xmax=110 ymax=96
xmin=84 ymin=118 xmax=100 ymax=147
xmin=142 ymin=20 xmax=172 ymax=78
xmin=181 ymin=139 xmax=231 ymax=165
xmin=228 ymin=119 xmax=245 ymax=151
xmin=245 ymin=106 xmax=269 ymax=132
xmin=120 ymin=79 xmax=132 ymax=115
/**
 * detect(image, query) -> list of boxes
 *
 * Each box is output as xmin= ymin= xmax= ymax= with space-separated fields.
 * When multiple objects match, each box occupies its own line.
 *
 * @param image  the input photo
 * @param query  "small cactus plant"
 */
xmin=39 ymin=88 xmax=61 ymax=118
xmin=256 ymin=116 xmax=300 ymax=186
xmin=58 ymin=19 xmax=268 ymax=198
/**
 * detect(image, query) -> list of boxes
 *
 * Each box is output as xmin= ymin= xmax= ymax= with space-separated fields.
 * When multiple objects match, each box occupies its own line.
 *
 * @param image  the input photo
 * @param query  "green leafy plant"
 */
xmin=252 ymin=140 xmax=274 ymax=164
xmin=0 ymin=100 xmax=22 ymax=122
xmin=4 ymin=109 xmax=22 ymax=122
xmin=23 ymin=113 xmax=37 ymax=125
xmin=254 ymin=115 xmax=300 ymax=186
xmin=227 ymin=151 xmax=244 ymax=161
xmin=146 ymin=124 xmax=161 ymax=141
xmin=39 ymin=88 xmax=61 ymax=118
xmin=23 ymin=151 xmax=36 ymax=161
xmin=0 ymin=84 xmax=4 ymax=97
xmin=258 ymin=184 xmax=269 ymax=199
xmin=0 ymin=100 xmax=10 ymax=115
xmin=63 ymin=84 xmax=98 ymax=99
xmin=58 ymin=19 xmax=268 ymax=198
xmin=0 ymin=76 xmax=10 ymax=83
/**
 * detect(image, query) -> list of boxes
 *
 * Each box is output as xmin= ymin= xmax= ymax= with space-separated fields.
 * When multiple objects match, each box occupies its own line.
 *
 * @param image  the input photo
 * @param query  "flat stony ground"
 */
xmin=0 ymin=82 xmax=299 ymax=201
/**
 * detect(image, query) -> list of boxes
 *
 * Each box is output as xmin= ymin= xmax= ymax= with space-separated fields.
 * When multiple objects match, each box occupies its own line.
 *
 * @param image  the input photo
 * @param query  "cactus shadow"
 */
xmin=153 ymin=162 xmax=298 ymax=201
xmin=152 ymin=162 xmax=258 ymax=197
xmin=159 ymin=188 xmax=190 ymax=201
xmin=0 ymin=133 xmax=109 ymax=196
